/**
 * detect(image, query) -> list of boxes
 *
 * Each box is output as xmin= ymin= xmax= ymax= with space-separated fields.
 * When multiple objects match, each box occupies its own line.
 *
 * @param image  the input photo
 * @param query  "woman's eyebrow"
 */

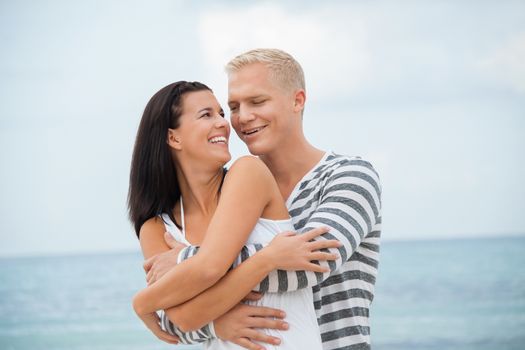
xmin=197 ymin=107 xmax=213 ymax=114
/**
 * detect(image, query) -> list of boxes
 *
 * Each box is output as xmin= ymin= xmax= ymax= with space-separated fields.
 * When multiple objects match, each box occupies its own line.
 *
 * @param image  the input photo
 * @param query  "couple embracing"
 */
xmin=129 ymin=49 xmax=382 ymax=350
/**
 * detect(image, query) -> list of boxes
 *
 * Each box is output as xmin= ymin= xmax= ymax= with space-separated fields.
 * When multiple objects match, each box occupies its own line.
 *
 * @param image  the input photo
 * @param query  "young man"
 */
xmin=148 ymin=49 xmax=382 ymax=350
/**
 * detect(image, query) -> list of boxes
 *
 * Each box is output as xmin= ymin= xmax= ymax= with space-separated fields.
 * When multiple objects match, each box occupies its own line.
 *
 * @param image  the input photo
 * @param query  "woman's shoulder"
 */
xmin=227 ymin=155 xmax=272 ymax=178
xmin=139 ymin=216 xmax=165 ymax=240
xmin=223 ymin=156 xmax=275 ymax=189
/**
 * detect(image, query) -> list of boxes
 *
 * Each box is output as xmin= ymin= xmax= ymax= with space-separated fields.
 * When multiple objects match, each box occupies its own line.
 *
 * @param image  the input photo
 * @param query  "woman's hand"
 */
xmin=135 ymin=309 xmax=180 ymax=345
xmin=264 ymin=227 xmax=342 ymax=273
xmin=143 ymin=232 xmax=187 ymax=285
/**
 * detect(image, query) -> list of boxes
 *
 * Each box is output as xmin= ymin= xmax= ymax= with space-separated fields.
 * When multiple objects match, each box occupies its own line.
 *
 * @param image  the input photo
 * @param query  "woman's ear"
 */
xmin=167 ymin=129 xmax=182 ymax=150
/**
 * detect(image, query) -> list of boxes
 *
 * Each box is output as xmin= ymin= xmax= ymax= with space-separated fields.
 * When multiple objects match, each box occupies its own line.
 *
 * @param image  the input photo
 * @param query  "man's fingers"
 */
xmin=310 ymin=251 xmax=339 ymax=261
xmin=307 ymin=262 xmax=330 ymax=273
xmin=302 ymin=226 xmax=330 ymax=241
xmin=143 ymin=255 xmax=156 ymax=272
xmin=233 ymin=337 xmax=265 ymax=350
xmin=243 ymin=328 xmax=282 ymax=346
xmin=242 ymin=305 xmax=285 ymax=318
xmin=307 ymin=239 xmax=341 ymax=251
xmin=247 ymin=316 xmax=289 ymax=331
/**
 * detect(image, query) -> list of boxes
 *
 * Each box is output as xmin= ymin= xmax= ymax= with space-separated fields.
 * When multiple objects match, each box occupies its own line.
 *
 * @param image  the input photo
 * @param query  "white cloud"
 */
xmin=478 ymin=32 xmax=525 ymax=94
xmin=197 ymin=3 xmax=372 ymax=101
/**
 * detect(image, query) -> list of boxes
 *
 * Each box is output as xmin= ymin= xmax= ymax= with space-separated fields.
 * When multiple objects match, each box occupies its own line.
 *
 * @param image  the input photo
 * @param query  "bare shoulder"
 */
xmin=138 ymin=216 xmax=171 ymax=258
xmin=223 ymin=156 xmax=276 ymax=193
xmin=227 ymin=155 xmax=272 ymax=179
xmin=139 ymin=216 xmax=165 ymax=241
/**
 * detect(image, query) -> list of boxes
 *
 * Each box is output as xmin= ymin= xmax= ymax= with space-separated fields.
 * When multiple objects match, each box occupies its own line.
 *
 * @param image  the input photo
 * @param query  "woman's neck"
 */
xmin=175 ymin=161 xmax=224 ymax=217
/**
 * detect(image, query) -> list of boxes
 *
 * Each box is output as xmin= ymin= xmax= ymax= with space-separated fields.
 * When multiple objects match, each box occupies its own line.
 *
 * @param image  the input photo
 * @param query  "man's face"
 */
xmin=227 ymin=63 xmax=296 ymax=156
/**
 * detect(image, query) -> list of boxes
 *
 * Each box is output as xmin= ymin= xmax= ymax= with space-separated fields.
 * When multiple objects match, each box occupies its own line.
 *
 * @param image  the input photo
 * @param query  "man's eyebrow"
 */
xmin=228 ymin=95 xmax=266 ymax=104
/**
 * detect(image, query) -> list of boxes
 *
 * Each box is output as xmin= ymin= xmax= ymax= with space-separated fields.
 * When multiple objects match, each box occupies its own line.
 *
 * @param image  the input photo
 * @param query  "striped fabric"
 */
xmin=163 ymin=152 xmax=382 ymax=350
xmin=160 ymin=311 xmax=216 ymax=344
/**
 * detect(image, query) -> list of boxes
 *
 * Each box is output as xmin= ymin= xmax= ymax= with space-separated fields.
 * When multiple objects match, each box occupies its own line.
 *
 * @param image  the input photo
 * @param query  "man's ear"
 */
xmin=293 ymin=89 xmax=306 ymax=113
xmin=167 ymin=128 xmax=182 ymax=150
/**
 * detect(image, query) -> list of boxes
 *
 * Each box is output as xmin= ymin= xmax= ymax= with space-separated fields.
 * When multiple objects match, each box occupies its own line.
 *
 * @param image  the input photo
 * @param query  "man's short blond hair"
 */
xmin=226 ymin=48 xmax=305 ymax=93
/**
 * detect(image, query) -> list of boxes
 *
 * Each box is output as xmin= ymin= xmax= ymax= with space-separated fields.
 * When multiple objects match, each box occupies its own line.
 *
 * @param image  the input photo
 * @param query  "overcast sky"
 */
xmin=1 ymin=0 xmax=524 ymax=257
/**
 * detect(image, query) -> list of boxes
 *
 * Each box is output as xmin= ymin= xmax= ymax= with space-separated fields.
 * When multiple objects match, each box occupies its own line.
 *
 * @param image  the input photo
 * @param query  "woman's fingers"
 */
xmin=141 ymin=312 xmax=180 ymax=345
xmin=156 ymin=331 xmax=180 ymax=344
xmin=157 ymin=333 xmax=180 ymax=344
xmin=146 ymin=269 xmax=154 ymax=284
xmin=143 ymin=255 xmax=156 ymax=272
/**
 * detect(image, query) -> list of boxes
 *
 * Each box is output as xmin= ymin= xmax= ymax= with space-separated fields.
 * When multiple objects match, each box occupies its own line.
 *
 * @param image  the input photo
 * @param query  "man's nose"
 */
xmin=238 ymin=105 xmax=256 ymax=124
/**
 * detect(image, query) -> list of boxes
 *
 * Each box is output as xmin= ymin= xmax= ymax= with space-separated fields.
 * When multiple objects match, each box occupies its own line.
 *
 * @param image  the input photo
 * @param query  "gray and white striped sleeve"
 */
xmin=159 ymin=310 xmax=216 ymax=344
xmin=252 ymin=159 xmax=381 ymax=292
xmin=176 ymin=159 xmax=381 ymax=293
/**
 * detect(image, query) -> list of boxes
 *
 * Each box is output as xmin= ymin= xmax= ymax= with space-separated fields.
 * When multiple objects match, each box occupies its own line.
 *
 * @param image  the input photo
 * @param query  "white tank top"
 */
xmin=160 ymin=207 xmax=322 ymax=350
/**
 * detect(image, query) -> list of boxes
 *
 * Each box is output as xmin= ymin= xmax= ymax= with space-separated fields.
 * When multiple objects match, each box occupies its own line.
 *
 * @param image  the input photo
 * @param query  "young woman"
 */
xmin=128 ymin=81 xmax=340 ymax=349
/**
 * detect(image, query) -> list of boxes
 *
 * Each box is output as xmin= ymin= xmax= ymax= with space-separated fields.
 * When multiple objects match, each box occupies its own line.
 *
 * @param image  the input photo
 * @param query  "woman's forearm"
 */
xmin=133 ymin=254 xmax=224 ymax=316
xmin=164 ymin=248 xmax=276 ymax=332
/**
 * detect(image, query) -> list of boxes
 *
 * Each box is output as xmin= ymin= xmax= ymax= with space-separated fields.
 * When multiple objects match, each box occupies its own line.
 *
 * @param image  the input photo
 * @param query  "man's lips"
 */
xmin=242 ymin=125 xmax=267 ymax=136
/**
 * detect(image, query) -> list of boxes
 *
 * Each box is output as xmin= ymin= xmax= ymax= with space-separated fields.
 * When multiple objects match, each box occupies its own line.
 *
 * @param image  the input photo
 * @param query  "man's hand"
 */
xmin=143 ymin=232 xmax=187 ymax=285
xmin=264 ymin=227 xmax=341 ymax=272
xmin=214 ymin=302 xmax=288 ymax=350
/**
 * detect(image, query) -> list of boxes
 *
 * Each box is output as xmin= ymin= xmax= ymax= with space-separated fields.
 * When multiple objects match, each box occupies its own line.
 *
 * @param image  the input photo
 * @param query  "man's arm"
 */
xmin=176 ymin=158 xmax=382 ymax=292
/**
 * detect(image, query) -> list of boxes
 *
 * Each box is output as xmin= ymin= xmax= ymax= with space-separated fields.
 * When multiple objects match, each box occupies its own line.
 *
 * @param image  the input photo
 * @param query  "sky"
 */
xmin=1 ymin=0 xmax=524 ymax=257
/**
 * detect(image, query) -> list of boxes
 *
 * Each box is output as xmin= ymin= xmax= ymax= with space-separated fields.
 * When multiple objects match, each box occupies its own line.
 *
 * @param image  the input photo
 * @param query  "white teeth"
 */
xmin=209 ymin=136 xmax=227 ymax=144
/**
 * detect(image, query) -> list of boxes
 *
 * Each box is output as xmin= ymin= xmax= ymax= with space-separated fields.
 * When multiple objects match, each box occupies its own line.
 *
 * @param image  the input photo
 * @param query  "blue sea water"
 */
xmin=1 ymin=236 xmax=524 ymax=350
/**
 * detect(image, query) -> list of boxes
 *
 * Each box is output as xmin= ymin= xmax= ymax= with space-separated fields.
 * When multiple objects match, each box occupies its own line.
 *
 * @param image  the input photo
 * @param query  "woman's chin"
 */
xmin=212 ymin=152 xmax=231 ymax=167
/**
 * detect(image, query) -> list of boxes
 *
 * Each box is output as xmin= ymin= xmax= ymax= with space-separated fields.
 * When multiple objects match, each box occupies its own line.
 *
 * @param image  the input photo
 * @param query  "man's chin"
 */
xmin=246 ymin=143 xmax=268 ymax=156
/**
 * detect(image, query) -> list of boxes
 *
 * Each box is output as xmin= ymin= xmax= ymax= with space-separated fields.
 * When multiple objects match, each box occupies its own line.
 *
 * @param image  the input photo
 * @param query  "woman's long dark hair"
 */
xmin=128 ymin=81 xmax=211 ymax=237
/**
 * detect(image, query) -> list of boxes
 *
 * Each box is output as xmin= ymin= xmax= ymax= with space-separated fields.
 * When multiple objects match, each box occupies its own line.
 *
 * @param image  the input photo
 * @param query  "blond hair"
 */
xmin=225 ymin=48 xmax=305 ymax=93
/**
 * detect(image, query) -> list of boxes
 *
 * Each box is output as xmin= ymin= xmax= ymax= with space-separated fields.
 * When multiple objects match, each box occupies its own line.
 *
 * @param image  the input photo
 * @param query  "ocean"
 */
xmin=1 ymin=236 xmax=524 ymax=350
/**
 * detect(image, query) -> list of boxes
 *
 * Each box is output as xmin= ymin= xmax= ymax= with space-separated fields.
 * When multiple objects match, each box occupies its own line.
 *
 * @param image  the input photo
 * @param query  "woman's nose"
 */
xmin=215 ymin=115 xmax=229 ymax=128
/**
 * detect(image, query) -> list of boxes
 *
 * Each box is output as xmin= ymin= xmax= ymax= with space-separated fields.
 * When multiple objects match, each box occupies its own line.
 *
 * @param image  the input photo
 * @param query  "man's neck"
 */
xmin=260 ymin=139 xmax=325 ymax=201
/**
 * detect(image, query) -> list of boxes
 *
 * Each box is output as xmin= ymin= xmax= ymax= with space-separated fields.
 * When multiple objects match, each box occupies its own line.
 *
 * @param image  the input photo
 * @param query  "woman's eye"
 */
xmin=253 ymin=100 xmax=264 ymax=105
xmin=200 ymin=113 xmax=211 ymax=118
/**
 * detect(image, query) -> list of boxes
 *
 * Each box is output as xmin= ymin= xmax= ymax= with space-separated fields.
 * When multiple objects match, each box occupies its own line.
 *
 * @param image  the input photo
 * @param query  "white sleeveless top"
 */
xmin=160 ymin=209 xmax=322 ymax=350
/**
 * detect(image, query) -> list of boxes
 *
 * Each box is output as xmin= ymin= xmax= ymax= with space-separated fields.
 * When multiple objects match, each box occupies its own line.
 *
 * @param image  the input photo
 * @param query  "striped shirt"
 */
xmin=162 ymin=152 xmax=382 ymax=349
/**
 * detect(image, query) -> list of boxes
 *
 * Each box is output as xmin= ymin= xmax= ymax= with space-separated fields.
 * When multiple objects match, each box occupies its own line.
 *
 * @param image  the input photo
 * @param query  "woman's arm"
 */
xmin=174 ymin=158 xmax=382 ymax=293
xmin=164 ymin=228 xmax=339 ymax=332
xmin=133 ymin=156 xmax=280 ymax=315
